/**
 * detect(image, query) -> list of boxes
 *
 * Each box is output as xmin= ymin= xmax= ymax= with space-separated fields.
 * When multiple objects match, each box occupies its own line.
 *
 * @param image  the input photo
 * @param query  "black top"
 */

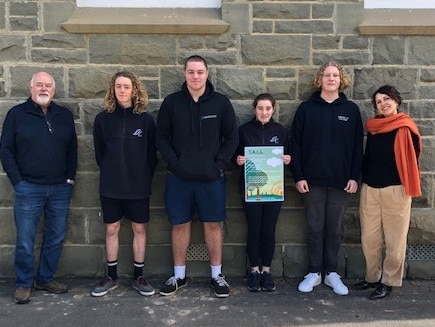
xmin=155 ymin=79 xmax=238 ymax=182
xmin=93 ymin=104 xmax=156 ymax=199
xmin=290 ymin=91 xmax=364 ymax=189
xmin=0 ymin=98 xmax=77 ymax=186
xmin=234 ymin=117 xmax=290 ymax=193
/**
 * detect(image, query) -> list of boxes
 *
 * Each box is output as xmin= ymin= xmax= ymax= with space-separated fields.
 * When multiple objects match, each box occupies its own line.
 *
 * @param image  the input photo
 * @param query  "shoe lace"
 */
xmin=165 ymin=276 xmax=177 ymax=286
xmin=214 ymin=275 xmax=229 ymax=287
xmin=100 ymin=276 xmax=112 ymax=286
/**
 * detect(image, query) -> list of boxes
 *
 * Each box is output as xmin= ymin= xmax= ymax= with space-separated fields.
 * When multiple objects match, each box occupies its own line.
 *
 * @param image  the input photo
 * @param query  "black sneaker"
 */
xmin=260 ymin=272 xmax=276 ymax=292
xmin=211 ymin=274 xmax=230 ymax=298
xmin=247 ymin=271 xmax=261 ymax=292
xmin=159 ymin=276 xmax=187 ymax=296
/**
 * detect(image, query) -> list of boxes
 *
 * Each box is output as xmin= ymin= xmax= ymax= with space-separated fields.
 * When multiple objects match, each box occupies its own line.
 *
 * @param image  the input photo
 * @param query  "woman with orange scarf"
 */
xmin=355 ymin=85 xmax=422 ymax=300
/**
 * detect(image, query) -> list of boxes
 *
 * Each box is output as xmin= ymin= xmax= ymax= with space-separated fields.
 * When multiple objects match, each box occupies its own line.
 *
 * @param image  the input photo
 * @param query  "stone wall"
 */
xmin=0 ymin=0 xmax=434 ymax=280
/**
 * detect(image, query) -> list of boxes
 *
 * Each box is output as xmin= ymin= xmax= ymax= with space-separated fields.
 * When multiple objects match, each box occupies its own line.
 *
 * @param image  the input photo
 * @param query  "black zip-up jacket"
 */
xmin=234 ymin=117 xmax=290 ymax=193
xmin=0 ymin=98 xmax=77 ymax=186
xmin=93 ymin=104 xmax=156 ymax=199
xmin=290 ymin=91 xmax=364 ymax=190
xmin=156 ymin=80 xmax=238 ymax=182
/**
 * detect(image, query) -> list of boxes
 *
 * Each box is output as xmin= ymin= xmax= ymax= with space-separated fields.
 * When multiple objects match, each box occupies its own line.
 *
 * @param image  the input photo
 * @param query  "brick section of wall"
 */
xmin=0 ymin=0 xmax=434 ymax=279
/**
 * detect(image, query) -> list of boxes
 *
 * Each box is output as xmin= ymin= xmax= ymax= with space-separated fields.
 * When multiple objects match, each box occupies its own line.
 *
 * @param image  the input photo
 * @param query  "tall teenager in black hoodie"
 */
xmin=91 ymin=71 xmax=156 ymax=297
xmin=156 ymin=55 xmax=238 ymax=298
xmin=290 ymin=62 xmax=363 ymax=296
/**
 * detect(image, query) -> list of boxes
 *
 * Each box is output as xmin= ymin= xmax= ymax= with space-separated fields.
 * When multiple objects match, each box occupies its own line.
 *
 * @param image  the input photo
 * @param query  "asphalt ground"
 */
xmin=0 ymin=277 xmax=434 ymax=327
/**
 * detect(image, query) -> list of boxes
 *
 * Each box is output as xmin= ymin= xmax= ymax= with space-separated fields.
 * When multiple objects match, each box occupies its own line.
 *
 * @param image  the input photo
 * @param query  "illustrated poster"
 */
xmin=244 ymin=146 xmax=284 ymax=202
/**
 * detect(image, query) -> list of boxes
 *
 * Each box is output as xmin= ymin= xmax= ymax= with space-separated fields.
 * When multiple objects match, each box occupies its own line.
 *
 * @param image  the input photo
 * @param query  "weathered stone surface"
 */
xmin=10 ymin=17 xmax=38 ymax=31
xmin=241 ymin=35 xmax=310 ymax=66
xmin=266 ymin=68 xmax=296 ymax=79
xmin=89 ymin=35 xmax=176 ymax=65
xmin=32 ymin=34 xmax=85 ymax=49
xmin=43 ymin=1 xmax=75 ymax=33
xmin=420 ymin=69 xmax=435 ymax=82
xmin=276 ymin=21 xmax=333 ymax=34
xmin=353 ymin=68 xmax=418 ymax=100
xmin=205 ymin=34 xmax=236 ymax=50
xmin=0 ymin=2 xmax=5 ymax=29
xmin=69 ymin=68 xmax=113 ymax=99
xmin=408 ymin=36 xmax=435 ymax=65
xmin=0 ymin=208 xmax=14 ymax=244
xmin=253 ymin=3 xmax=310 ymax=19
xmin=336 ymin=3 xmax=364 ymax=35
xmin=343 ymin=36 xmax=370 ymax=50
xmin=313 ymin=36 xmax=340 ymax=50
xmin=31 ymin=49 xmax=87 ymax=64
xmin=266 ymin=80 xmax=297 ymax=100
xmin=312 ymin=4 xmax=334 ymax=19
xmin=313 ymin=51 xmax=370 ymax=66
xmin=407 ymin=261 xmax=435 ymax=279
xmin=409 ymin=209 xmax=435 ymax=244
xmin=10 ymin=2 xmax=38 ymax=16
xmin=0 ymin=247 xmax=15 ymax=278
xmin=160 ymin=67 xmax=185 ymax=99
xmin=0 ymin=35 xmax=26 ymax=62
xmin=222 ymin=3 xmax=250 ymax=34
xmin=179 ymin=36 xmax=205 ymax=50
xmin=373 ymin=36 xmax=406 ymax=64
xmin=215 ymin=68 xmax=263 ymax=100
xmin=252 ymin=21 xmax=273 ymax=34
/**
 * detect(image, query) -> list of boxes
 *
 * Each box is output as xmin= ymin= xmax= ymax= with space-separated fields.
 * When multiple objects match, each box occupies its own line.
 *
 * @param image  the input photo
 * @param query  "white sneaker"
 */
xmin=298 ymin=272 xmax=321 ymax=293
xmin=324 ymin=272 xmax=349 ymax=295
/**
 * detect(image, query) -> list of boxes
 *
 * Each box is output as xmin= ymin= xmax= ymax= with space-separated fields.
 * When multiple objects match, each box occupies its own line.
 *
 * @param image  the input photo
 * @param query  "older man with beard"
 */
xmin=0 ymin=72 xmax=77 ymax=304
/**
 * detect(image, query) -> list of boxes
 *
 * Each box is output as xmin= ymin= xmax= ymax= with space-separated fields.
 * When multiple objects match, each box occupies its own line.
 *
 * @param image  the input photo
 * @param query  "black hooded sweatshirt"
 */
xmin=93 ymin=104 xmax=156 ymax=199
xmin=156 ymin=80 xmax=238 ymax=182
xmin=290 ymin=91 xmax=364 ymax=190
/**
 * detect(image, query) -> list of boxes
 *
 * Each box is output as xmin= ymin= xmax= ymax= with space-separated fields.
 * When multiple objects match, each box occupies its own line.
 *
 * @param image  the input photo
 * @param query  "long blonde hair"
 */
xmin=104 ymin=71 xmax=148 ymax=114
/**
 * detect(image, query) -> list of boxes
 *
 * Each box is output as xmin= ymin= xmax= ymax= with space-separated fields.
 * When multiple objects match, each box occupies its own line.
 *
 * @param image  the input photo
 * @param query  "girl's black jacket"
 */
xmin=93 ymin=104 xmax=156 ymax=199
xmin=234 ymin=117 xmax=290 ymax=194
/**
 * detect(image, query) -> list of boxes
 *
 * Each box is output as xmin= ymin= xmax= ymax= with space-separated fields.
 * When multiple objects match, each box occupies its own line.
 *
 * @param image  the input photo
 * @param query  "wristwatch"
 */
xmin=66 ymin=179 xmax=75 ymax=185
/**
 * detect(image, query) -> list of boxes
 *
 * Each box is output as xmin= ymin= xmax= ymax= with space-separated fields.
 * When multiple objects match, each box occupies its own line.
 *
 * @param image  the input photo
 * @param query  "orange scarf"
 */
xmin=366 ymin=113 xmax=422 ymax=197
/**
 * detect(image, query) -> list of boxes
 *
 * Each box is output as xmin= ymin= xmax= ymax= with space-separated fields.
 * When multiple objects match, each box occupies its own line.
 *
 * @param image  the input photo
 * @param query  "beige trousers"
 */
xmin=359 ymin=183 xmax=412 ymax=287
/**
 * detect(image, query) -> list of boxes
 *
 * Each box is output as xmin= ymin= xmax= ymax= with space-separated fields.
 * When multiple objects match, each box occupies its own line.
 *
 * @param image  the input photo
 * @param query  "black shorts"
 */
xmin=100 ymin=196 xmax=150 ymax=224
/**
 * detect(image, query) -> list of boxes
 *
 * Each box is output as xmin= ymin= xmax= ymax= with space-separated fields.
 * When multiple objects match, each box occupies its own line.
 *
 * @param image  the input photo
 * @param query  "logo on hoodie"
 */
xmin=132 ymin=129 xmax=144 ymax=137
xmin=270 ymin=136 xmax=279 ymax=144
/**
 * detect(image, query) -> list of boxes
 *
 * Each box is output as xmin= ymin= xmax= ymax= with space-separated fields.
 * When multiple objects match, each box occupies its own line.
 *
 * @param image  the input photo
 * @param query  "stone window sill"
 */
xmin=61 ymin=7 xmax=229 ymax=34
xmin=359 ymin=9 xmax=435 ymax=35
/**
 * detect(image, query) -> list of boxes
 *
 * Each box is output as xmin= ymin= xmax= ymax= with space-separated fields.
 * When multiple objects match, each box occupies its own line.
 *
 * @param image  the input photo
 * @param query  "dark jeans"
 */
xmin=13 ymin=181 xmax=73 ymax=288
xmin=243 ymin=201 xmax=282 ymax=267
xmin=303 ymin=186 xmax=348 ymax=273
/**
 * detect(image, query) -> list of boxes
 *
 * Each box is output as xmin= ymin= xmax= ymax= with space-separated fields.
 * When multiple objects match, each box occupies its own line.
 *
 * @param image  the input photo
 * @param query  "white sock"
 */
xmin=174 ymin=265 xmax=186 ymax=279
xmin=211 ymin=265 xmax=222 ymax=279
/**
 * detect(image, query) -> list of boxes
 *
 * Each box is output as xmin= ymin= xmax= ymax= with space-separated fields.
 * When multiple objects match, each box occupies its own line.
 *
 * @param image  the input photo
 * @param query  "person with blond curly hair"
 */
xmin=91 ymin=71 xmax=157 ymax=297
xmin=290 ymin=62 xmax=364 ymax=296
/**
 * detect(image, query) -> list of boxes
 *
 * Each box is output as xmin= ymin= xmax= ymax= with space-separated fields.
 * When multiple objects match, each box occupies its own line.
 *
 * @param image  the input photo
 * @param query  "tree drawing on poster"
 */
xmin=244 ymin=146 xmax=284 ymax=202
xmin=245 ymin=159 xmax=268 ymax=200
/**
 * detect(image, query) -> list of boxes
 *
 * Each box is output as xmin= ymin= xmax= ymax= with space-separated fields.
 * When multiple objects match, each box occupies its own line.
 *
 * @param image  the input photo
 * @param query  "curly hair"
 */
xmin=371 ymin=85 xmax=402 ymax=110
xmin=312 ymin=61 xmax=351 ymax=91
xmin=104 ymin=71 xmax=148 ymax=114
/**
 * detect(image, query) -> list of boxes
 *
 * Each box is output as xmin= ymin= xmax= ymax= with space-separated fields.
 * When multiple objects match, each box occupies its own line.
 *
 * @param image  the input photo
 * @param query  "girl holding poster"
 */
xmin=234 ymin=93 xmax=291 ymax=292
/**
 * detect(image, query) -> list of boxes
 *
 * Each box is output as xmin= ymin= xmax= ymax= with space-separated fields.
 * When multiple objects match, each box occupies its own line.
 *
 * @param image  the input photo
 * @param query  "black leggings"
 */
xmin=243 ymin=201 xmax=282 ymax=267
